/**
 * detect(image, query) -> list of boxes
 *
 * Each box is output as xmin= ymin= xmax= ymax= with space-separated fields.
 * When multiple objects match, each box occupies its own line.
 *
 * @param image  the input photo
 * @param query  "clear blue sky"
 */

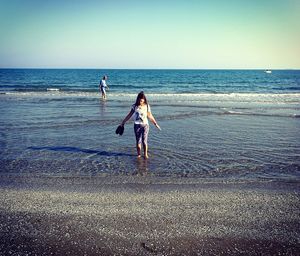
xmin=0 ymin=0 xmax=299 ymax=68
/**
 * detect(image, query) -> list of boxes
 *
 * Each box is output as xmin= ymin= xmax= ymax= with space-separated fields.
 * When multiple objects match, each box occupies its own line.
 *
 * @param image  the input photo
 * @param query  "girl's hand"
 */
xmin=155 ymin=123 xmax=161 ymax=130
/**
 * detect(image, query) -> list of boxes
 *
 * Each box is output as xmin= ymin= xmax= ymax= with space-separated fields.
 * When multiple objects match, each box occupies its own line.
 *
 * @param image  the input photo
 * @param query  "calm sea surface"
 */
xmin=1 ymin=69 xmax=299 ymax=181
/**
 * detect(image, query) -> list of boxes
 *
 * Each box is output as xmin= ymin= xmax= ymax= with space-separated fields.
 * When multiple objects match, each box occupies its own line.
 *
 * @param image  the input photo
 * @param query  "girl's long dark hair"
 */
xmin=135 ymin=91 xmax=148 ymax=106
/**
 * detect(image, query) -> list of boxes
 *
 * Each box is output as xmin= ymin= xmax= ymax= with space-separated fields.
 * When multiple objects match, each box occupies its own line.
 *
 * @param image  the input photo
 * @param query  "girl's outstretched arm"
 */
xmin=148 ymin=112 xmax=161 ymax=130
xmin=121 ymin=109 xmax=134 ymax=126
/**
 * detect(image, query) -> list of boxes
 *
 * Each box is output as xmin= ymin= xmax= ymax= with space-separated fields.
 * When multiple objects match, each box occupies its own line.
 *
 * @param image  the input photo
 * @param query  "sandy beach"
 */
xmin=0 ymin=175 xmax=299 ymax=255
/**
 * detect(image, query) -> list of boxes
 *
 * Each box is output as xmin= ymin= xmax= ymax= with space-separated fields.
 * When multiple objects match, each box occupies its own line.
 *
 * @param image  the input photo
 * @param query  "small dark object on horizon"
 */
xmin=115 ymin=125 xmax=124 ymax=136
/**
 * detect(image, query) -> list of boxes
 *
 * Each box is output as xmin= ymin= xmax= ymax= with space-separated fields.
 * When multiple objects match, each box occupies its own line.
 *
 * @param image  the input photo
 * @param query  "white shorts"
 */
xmin=101 ymin=87 xmax=106 ymax=94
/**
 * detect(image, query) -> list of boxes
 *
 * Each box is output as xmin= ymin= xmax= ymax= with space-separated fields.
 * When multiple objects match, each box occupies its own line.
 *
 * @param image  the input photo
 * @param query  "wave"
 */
xmin=273 ymin=86 xmax=300 ymax=91
xmin=222 ymin=110 xmax=300 ymax=118
xmin=47 ymin=88 xmax=60 ymax=91
xmin=2 ymin=90 xmax=300 ymax=103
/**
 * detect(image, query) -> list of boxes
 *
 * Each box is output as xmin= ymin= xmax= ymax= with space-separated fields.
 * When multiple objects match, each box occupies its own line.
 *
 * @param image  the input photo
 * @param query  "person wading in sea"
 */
xmin=119 ymin=91 xmax=161 ymax=159
xmin=99 ymin=75 xmax=109 ymax=100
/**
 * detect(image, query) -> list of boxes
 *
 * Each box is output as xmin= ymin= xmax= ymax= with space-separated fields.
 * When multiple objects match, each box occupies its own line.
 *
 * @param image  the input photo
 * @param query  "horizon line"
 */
xmin=0 ymin=67 xmax=299 ymax=70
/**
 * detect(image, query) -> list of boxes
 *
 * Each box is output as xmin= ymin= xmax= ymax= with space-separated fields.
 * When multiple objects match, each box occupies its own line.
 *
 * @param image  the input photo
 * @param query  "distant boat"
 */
xmin=265 ymin=70 xmax=272 ymax=74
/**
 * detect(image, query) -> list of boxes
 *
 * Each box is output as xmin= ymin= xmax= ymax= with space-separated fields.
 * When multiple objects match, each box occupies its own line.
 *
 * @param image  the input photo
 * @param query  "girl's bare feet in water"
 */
xmin=144 ymin=154 xmax=149 ymax=159
xmin=137 ymin=155 xmax=141 ymax=158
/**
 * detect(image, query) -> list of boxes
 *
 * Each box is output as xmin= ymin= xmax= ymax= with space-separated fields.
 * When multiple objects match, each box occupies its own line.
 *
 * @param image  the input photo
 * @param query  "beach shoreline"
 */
xmin=1 ymin=175 xmax=299 ymax=255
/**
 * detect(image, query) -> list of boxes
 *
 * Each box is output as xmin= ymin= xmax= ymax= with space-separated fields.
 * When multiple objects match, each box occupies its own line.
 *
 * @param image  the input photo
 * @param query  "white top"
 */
xmin=131 ymin=104 xmax=151 ymax=125
xmin=100 ymin=79 xmax=107 ymax=88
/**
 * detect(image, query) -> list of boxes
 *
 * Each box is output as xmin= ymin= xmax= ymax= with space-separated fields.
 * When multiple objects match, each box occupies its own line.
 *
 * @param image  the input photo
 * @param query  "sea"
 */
xmin=0 ymin=69 xmax=299 ymax=182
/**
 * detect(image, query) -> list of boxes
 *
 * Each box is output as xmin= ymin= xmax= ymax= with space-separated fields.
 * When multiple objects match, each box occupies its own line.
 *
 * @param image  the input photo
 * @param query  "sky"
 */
xmin=0 ymin=0 xmax=299 ymax=69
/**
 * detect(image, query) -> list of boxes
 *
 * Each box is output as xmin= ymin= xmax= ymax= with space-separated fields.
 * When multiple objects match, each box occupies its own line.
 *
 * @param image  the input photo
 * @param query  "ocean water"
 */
xmin=0 ymin=69 xmax=300 ymax=181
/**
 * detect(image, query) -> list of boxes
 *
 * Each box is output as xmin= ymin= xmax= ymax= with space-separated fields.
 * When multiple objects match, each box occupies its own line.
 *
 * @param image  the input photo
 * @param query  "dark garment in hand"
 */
xmin=115 ymin=125 xmax=124 ymax=136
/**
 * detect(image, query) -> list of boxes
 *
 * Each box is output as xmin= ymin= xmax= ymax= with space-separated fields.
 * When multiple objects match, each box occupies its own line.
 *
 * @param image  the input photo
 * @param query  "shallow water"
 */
xmin=1 ymin=90 xmax=299 ymax=181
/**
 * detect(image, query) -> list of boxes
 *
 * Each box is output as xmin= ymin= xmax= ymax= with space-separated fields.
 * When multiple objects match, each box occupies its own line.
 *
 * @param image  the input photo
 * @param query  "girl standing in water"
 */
xmin=120 ymin=91 xmax=161 ymax=159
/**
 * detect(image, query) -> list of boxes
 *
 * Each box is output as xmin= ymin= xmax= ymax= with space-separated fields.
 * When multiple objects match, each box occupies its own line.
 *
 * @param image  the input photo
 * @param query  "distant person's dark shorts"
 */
xmin=134 ymin=124 xmax=149 ymax=145
xmin=100 ymin=87 xmax=106 ymax=94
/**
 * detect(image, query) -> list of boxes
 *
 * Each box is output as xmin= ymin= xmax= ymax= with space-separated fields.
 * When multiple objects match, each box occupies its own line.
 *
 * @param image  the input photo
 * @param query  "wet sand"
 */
xmin=0 ymin=175 xmax=299 ymax=255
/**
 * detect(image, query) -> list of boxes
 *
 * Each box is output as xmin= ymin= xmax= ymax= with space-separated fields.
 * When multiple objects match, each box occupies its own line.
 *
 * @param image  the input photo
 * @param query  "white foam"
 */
xmin=2 ymin=91 xmax=300 ymax=105
xmin=47 ymin=88 xmax=60 ymax=91
xmin=225 ymin=110 xmax=245 ymax=115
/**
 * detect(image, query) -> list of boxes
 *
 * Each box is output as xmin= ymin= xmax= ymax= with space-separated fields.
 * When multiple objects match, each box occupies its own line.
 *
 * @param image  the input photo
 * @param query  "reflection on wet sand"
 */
xmin=133 ymin=158 xmax=149 ymax=176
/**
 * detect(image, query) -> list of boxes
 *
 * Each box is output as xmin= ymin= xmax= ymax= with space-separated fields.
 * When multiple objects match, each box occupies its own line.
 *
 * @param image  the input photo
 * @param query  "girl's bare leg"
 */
xmin=143 ymin=143 xmax=148 ymax=159
xmin=136 ymin=143 xmax=142 ymax=158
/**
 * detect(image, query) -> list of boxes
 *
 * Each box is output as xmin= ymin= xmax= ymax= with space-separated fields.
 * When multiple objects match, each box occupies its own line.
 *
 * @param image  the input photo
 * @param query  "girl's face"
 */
xmin=139 ymin=98 xmax=145 ymax=105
